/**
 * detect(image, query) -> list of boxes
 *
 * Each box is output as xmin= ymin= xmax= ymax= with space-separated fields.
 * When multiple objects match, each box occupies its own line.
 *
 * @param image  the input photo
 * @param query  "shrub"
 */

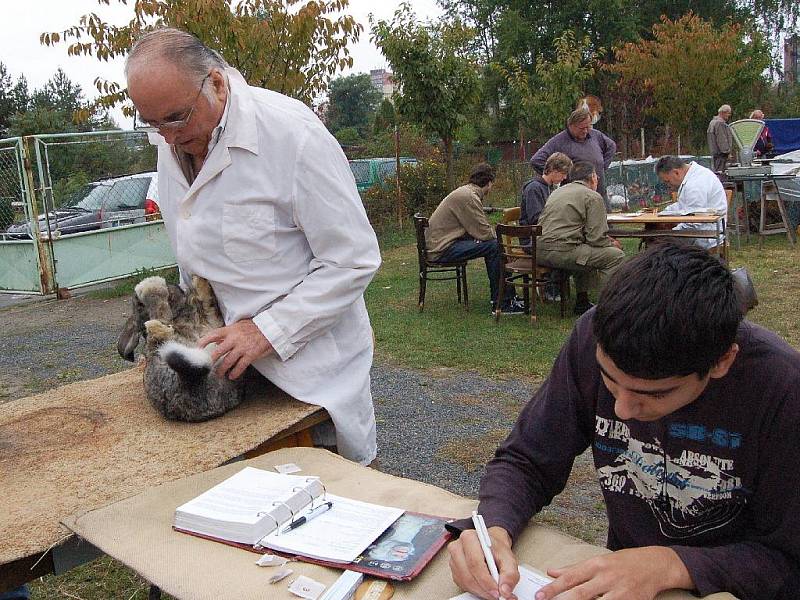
xmin=363 ymin=159 xmax=448 ymax=230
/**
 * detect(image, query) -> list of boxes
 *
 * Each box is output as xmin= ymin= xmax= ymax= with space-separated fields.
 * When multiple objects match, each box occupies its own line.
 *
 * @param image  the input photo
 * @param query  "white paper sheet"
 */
xmin=449 ymin=564 xmax=552 ymax=600
xmin=264 ymin=494 xmax=404 ymax=563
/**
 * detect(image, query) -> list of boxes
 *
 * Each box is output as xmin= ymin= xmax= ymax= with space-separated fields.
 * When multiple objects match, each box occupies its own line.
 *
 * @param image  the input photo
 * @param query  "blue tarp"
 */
xmin=764 ymin=118 xmax=800 ymax=155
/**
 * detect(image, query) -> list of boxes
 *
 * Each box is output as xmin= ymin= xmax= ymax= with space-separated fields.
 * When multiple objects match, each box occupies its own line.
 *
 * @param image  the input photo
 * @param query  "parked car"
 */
xmin=349 ymin=157 xmax=418 ymax=192
xmin=4 ymin=172 xmax=160 ymax=240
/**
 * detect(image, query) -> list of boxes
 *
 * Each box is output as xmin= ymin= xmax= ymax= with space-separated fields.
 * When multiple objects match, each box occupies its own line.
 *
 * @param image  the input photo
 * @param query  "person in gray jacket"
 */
xmin=707 ymin=104 xmax=733 ymax=174
xmin=530 ymin=108 xmax=617 ymax=210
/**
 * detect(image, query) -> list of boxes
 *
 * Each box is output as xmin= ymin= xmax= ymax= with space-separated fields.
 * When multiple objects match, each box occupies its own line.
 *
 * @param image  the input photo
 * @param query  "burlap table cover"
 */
xmin=63 ymin=447 xmax=735 ymax=600
xmin=0 ymin=368 xmax=325 ymax=567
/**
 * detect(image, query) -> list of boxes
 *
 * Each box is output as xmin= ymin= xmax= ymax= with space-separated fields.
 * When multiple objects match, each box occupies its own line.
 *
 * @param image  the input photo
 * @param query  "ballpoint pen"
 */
xmin=471 ymin=510 xmax=500 ymax=584
xmin=281 ymin=501 xmax=334 ymax=533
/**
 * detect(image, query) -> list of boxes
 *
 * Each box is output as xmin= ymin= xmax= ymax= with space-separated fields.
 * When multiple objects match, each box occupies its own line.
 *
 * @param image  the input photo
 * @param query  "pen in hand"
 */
xmin=471 ymin=510 xmax=500 ymax=584
xmin=280 ymin=501 xmax=334 ymax=533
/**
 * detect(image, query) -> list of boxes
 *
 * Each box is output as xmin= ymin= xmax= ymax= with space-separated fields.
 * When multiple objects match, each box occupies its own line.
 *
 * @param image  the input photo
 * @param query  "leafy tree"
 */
xmin=0 ymin=63 xmax=14 ymax=132
xmin=496 ymin=31 xmax=596 ymax=138
xmin=607 ymin=13 xmax=764 ymax=150
xmin=41 ymin=0 xmax=361 ymax=110
xmin=373 ymin=98 xmax=397 ymax=134
xmin=11 ymin=75 xmax=30 ymax=114
xmin=371 ymin=3 xmax=480 ymax=187
xmin=333 ymin=126 xmax=362 ymax=146
xmin=326 ymin=73 xmax=382 ymax=136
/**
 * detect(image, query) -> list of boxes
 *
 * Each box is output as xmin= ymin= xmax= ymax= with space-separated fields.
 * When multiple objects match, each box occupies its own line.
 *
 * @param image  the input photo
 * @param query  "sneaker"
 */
xmin=572 ymin=301 xmax=595 ymax=316
xmin=494 ymin=298 xmax=526 ymax=315
xmin=543 ymin=289 xmax=561 ymax=303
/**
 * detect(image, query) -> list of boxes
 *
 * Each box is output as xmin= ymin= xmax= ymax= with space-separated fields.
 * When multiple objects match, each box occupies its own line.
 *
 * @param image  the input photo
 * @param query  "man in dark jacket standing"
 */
xmin=530 ymin=108 xmax=617 ymax=210
xmin=708 ymin=104 xmax=733 ymax=173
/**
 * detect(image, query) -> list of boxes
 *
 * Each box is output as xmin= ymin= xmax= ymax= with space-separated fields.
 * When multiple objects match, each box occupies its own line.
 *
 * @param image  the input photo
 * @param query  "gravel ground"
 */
xmin=0 ymin=292 xmax=607 ymax=549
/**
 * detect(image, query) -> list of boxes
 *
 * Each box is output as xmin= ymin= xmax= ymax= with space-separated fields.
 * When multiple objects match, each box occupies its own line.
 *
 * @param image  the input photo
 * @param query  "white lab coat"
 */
xmin=150 ymin=69 xmax=382 ymax=464
xmin=662 ymin=161 xmax=728 ymax=249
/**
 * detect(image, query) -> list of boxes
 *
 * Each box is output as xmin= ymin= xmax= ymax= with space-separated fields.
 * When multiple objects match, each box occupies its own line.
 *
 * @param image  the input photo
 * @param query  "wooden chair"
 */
xmin=494 ymin=222 xmax=569 ymax=322
xmin=413 ymin=213 xmax=469 ymax=312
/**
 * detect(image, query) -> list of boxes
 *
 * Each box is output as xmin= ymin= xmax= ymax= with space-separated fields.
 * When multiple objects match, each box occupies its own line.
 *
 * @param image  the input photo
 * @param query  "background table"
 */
xmin=0 ymin=368 xmax=329 ymax=590
xmin=63 ymin=447 xmax=736 ymax=600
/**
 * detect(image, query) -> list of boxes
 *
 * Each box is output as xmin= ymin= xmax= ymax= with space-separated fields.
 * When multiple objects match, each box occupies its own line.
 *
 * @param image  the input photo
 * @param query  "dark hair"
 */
xmin=469 ymin=163 xmax=496 ymax=187
xmin=568 ymin=160 xmax=595 ymax=183
xmin=655 ymin=155 xmax=687 ymax=174
xmin=593 ymin=242 xmax=742 ymax=379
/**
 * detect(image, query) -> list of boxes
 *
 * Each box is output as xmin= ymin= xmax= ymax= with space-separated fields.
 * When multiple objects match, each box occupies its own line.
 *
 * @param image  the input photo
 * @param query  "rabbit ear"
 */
xmin=117 ymin=313 xmax=141 ymax=362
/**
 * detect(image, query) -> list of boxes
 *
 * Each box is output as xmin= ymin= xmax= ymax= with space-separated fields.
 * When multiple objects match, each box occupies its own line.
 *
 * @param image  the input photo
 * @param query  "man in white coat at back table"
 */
xmin=654 ymin=155 xmax=728 ymax=251
xmin=126 ymin=28 xmax=382 ymax=465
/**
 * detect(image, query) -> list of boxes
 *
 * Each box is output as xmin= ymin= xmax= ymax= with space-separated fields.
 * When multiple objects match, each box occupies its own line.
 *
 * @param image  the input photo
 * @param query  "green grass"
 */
xmin=367 ymin=234 xmax=641 ymax=382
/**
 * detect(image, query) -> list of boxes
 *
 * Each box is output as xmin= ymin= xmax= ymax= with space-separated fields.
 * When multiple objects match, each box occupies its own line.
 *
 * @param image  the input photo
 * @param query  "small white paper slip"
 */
xmin=449 ymin=564 xmax=552 ymax=600
xmin=256 ymin=553 xmax=288 ymax=567
xmin=288 ymin=575 xmax=327 ymax=600
xmin=318 ymin=570 xmax=363 ymax=600
xmin=275 ymin=463 xmax=303 ymax=474
xmin=268 ymin=568 xmax=293 ymax=584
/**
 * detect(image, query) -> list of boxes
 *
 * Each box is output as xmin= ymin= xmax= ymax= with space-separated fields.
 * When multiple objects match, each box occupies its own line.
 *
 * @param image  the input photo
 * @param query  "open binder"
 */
xmin=173 ymin=467 xmax=451 ymax=580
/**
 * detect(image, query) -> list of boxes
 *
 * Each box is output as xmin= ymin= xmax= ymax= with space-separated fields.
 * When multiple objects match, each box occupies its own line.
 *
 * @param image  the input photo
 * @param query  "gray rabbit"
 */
xmin=117 ymin=275 xmax=245 ymax=421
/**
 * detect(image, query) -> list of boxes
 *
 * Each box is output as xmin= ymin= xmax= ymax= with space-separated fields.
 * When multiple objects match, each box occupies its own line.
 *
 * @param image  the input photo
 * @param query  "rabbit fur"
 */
xmin=117 ymin=275 xmax=245 ymax=422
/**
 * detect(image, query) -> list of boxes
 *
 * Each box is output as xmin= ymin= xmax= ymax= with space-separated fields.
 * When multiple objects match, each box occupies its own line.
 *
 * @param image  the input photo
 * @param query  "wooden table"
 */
xmin=607 ymin=212 xmax=726 ymax=257
xmin=0 ymin=369 xmax=329 ymax=591
xmin=62 ymin=447 xmax=736 ymax=600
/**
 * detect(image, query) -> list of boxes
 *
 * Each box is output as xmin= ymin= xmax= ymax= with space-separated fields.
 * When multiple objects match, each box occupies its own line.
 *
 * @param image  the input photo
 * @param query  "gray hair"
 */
xmin=569 ymin=160 xmax=596 ymax=183
xmin=655 ymin=155 xmax=687 ymax=174
xmin=567 ymin=108 xmax=592 ymax=127
xmin=718 ymin=104 xmax=732 ymax=114
xmin=126 ymin=28 xmax=228 ymax=100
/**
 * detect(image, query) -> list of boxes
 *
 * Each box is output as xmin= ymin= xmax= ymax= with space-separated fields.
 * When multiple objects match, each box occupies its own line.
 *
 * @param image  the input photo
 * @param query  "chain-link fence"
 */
xmin=0 ymin=138 xmax=26 ymax=237
xmin=32 ymin=131 xmax=158 ymax=239
xmin=0 ymin=130 xmax=173 ymax=294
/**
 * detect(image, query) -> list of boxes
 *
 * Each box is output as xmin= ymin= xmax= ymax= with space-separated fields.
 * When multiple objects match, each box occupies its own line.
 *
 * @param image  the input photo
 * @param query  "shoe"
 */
xmin=493 ymin=298 xmax=526 ymax=315
xmin=544 ymin=289 xmax=561 ymax=303
xmin=572 ymin=301 xmax=594 ymax=316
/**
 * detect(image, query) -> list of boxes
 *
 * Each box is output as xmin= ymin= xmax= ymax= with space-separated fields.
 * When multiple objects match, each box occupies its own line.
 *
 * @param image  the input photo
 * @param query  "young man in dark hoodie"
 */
xmin=448 ymin=242 xmax=800 ymax=600
xmin=520 ymin=152 xmax=573 ymax=227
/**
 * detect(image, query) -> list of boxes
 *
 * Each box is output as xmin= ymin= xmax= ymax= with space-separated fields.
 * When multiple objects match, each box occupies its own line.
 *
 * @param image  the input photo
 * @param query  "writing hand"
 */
xmin=198 ymin=318 xmax=274 ymax=380
xmin=534 ymin=546 xmax=694 ymax=600
xmin=449 ymin=526 xmax=519 ymax=600
xmin=610 ymin=237 xmax=622 ymax=250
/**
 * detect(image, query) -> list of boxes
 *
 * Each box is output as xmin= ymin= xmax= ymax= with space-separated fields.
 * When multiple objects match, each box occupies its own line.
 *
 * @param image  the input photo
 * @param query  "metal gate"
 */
xmin=0 ymin=131 xmax=176 ymax=295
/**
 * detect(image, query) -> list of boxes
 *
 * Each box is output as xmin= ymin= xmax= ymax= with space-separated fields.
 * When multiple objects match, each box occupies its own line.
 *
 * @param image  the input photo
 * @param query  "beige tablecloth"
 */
xmin=63 ymin=447 xmax=735 ymax=600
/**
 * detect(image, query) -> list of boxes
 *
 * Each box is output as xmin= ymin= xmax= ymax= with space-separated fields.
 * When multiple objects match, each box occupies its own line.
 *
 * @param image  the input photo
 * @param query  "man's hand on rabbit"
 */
xmin=200 ymin=319 xmax=274 ymax=380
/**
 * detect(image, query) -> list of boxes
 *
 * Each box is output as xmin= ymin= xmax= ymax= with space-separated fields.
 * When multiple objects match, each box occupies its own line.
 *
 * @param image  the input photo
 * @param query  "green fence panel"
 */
xmin=0 ymin=239 xmax=41 ymax=292
xmin=51 ymin=221 xmax=175 ymax=290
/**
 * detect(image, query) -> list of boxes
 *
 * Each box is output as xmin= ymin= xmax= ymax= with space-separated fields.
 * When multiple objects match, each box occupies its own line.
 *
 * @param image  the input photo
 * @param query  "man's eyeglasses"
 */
xmin=134 ymin=72 xmax=212 ymax=133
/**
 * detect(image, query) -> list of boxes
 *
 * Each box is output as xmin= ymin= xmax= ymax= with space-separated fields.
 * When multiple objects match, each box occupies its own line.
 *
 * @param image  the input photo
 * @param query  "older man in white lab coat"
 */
xmin=654 ymin=155 xmax=728 ymax=250
xmin=126 ymin=28 xmax=381 ymax=464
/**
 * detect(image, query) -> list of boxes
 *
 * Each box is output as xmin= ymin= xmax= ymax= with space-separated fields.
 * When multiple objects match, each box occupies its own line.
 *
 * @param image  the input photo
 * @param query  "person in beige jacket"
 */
xmin=426 ymin=163 xmax=522 ymax=314
xmin=537 ymin=161 xmax=624 ymax=315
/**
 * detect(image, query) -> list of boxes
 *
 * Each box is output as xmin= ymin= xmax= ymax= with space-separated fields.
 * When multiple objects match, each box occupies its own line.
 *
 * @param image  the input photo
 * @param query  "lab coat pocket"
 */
xmin=222 ymin=201 xmax=277 ymax=262
xmin=284 ymin=331 xmax=342 ymax=377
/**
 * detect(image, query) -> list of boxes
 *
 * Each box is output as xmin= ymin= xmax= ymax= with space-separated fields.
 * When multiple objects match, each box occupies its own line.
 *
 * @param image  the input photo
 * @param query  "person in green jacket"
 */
xmin=536 ymin=161 xmax=624 ymax=315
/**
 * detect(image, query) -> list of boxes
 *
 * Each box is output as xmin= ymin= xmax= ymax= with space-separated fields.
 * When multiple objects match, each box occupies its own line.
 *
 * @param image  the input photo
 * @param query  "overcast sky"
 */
xmin=0 ymin=0 xmax=443 ymax=126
